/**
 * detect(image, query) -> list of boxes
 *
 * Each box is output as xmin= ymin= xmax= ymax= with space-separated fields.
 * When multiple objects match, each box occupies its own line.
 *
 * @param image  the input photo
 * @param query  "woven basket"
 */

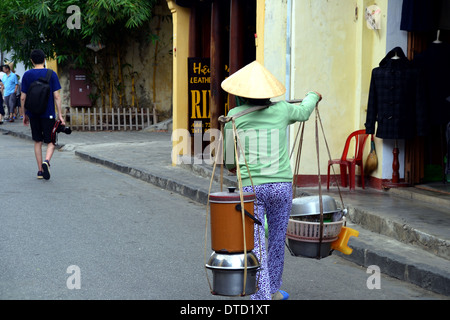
xmin=286 ymin=219 xmax=344 ymax=241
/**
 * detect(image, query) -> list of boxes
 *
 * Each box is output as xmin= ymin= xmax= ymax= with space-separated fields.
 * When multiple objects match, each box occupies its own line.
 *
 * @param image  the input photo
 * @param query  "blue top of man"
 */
xmin=21 ymin=69 xmax=61 ymax=119
xmin=1 ymin=68 xmax=18 ymax=97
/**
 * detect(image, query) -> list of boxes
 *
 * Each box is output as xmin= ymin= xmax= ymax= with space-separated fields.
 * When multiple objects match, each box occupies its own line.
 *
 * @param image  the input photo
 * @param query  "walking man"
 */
xmin=1 ymin=64 xmax=19 ymax=122
xmin=21 ymin=49 xmax=65 ymax=180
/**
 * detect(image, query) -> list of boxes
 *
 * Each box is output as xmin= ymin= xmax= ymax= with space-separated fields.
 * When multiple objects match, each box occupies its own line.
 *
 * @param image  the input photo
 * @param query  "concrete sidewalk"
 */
xmin=1 ymin=121 xmax=449 ymax=296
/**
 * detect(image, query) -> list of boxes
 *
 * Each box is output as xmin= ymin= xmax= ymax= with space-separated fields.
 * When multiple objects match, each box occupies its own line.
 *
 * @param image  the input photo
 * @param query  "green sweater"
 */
xmin=224 ymin=92 xmax=320 ymax=187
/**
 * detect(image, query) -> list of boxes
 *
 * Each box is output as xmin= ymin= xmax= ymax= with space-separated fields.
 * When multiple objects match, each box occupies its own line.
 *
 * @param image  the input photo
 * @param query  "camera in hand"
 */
xmin=55 ymin=122 xmax=72 ymax=135
xmin=51 ymin=120 xmax=71 ymax=144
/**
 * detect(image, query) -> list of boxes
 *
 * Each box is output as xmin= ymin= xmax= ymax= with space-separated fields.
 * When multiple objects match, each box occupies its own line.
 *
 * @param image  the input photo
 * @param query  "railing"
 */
xmin=65 ymin=106 xmax=158 ymax=131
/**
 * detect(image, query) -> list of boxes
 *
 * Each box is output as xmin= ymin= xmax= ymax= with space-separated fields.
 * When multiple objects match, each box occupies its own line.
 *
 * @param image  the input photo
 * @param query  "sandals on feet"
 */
xmin=272 ymin=290 xmax=289 ymax=300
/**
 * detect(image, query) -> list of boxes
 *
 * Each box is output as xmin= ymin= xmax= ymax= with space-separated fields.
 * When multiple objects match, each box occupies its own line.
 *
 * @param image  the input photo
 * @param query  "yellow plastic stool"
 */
xmin=331 ymin=226 xmax=359 ymax=255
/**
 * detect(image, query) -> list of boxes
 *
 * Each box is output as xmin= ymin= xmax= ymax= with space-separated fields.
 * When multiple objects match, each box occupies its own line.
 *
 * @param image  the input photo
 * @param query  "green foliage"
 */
xmin=0 ymin=0 xmax=157 ymax=68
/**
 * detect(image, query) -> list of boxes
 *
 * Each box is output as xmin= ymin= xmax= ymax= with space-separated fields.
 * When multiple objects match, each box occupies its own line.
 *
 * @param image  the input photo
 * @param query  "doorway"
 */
xmin=406 ymin=29 xmax=450 ymax=194
xmin=187 ymin=0 xmax=256 ymax=125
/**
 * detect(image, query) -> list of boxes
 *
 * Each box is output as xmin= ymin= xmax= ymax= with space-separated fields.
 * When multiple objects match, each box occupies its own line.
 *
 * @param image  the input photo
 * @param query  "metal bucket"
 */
xmin=206 ymin=251 xmax=260 ymax=296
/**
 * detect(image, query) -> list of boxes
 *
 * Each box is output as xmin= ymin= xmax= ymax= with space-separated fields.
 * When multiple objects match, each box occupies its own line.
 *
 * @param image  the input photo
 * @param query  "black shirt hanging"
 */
xmin=365 ymin=47 xmax=427 ymax=140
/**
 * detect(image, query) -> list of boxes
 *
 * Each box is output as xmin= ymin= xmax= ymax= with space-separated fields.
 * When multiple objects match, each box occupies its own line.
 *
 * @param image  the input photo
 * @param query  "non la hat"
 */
xmin=2 ymin=62 xmax=13 ymax=71
xmin=221 ymin=60 xmax=286 ymax=99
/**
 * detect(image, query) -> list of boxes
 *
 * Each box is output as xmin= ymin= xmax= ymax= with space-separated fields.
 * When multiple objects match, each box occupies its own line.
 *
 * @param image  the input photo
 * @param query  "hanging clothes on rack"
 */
xmin=413 ymin=42 xmax=450 ymax=125
xmin=400 ymin=0 xmax=442 ymax=32
xmin=439 ymin=0 xmax=450 ymax=30
xmin=365 ymin=47 xmax=427 ymax=139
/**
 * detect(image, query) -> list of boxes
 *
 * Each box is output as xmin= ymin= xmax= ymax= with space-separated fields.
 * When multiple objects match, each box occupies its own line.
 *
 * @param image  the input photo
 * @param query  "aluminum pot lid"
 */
xmin=206 ymin=251 xmax=260 ymax=270
xmin=209 ymin=187 xmax=255 ymax=203
xmin=291 ymin=195 xmax=339 ymax=216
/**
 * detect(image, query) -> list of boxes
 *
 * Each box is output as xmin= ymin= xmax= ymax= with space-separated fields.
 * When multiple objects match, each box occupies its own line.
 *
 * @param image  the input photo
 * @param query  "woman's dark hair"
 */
xmin=30 ymin=49 xmax=46 ymax=64
xmin=246 ymin=98 xmax=273 ymax=106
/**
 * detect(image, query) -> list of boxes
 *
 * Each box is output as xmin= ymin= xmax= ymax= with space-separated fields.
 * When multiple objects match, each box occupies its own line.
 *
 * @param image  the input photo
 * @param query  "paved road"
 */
xmin=0 ymin=134 xmax=447 ymax=301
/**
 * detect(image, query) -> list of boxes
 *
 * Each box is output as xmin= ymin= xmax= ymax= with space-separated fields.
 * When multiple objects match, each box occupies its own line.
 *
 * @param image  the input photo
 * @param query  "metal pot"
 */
xmin=206 ymin=251 xmax=260 ymax=296
xmin=291 ymin=195 xmax=345 ymax=222
xmin=209 ymin=187 xmax=258 ymax=253
xmin=288 ymin=238 xmax=337 ymax=258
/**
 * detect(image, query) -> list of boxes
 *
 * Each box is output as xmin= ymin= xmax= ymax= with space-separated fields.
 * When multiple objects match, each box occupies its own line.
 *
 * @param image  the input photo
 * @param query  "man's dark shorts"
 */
xmin=30 ymin=117 xmax=55 ymax=144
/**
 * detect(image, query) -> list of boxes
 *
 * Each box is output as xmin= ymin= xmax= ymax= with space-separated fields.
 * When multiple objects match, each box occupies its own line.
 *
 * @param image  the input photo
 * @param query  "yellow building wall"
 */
xmin=286 ymin=0 xmax=388 ymax=179
xmin=166 ymin=0 xmax=270 ymax=166
xmin=46 ymin=59 xmax=58 ymax=74
xmin=166 ymin=0 xmax=190 ymax=165
xmin=260 ymin=0 xmax=287 ymax=99
xmin=256 ymin=0 xmax=266 ymax=63
xmin=166 ymin=0 xmax=391 ymax=179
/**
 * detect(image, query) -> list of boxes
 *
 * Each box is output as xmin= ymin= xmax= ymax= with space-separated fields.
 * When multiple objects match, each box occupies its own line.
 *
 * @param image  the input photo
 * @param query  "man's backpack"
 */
xmin=25 ymin=69 xmax=53 ymax=115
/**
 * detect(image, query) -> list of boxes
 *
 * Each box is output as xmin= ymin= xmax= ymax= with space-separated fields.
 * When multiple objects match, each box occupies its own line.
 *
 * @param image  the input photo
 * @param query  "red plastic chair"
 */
xmin=327 ymin=130 xmax=369 ymax=190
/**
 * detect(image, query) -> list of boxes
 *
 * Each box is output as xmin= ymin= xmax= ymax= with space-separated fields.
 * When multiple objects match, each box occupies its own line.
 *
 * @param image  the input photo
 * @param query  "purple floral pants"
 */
xmin=243 ymin=182 xmax=292 ymax=300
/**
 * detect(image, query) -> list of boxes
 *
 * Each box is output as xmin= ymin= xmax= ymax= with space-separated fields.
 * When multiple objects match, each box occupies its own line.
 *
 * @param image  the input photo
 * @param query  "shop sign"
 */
xmin=188 ymin=58 xmax=211 ymax=135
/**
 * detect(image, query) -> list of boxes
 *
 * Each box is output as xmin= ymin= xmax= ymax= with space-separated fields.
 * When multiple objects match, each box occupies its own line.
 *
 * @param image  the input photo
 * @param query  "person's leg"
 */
xmin=245 ymin=183 xmax=292 ymax=300
xmin=5 ymin=95 xmax=12 ymax=121
xmin=42 ymin=153 xmax=51 ymax=180
xmin=265 ymin=182 xmax=292 ymax=296
xmin=30 ymin=116 xmax=45 ymax=178
xmin=34 ymin=141 xmax=43 ymax=171
xmin=247 ymin=183 xmax=292 ymax=300
xmin=4 ymin=95 xmax=10 ymax=120
xmin=45 ymin=142 xmax=56 ymax=162
xmin=41 ymin=118 xmax=56 ymax=180
xmin=8 ymin=94 xmax=16 ymax=120
xmin=0 ymin=100 xmax=4 ymax=123
xmin=243 ymin=184 xmax=271 ymax=300
xmin=43 ymin=118 xmax=56 ymax=162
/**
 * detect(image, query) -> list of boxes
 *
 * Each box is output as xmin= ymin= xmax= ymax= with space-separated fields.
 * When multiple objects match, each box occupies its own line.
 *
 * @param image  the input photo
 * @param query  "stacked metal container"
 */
xmin=287 ymin=195 xmax=345 ymax=258
xmin=206 ymin=187 xmax=261 ymax=296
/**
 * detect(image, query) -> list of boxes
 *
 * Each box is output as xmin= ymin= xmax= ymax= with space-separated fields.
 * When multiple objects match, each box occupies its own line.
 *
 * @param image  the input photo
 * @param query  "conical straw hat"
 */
xmin=221 ymin=61 xmax=286 ymax=99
